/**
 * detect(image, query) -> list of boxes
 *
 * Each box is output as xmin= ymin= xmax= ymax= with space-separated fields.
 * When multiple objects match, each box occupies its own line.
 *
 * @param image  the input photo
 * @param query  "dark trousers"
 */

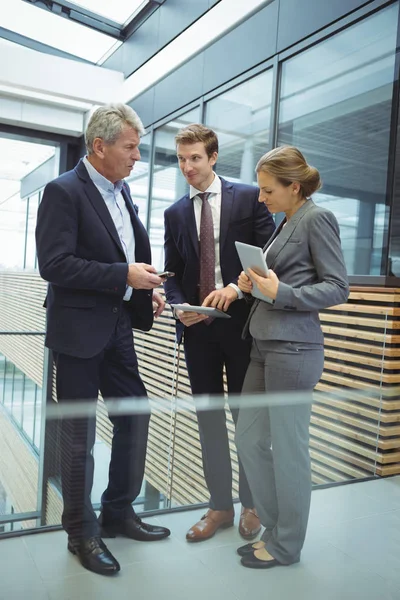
xmin=184 ymin=315 xmax=254 ymax=511
xmin=53 ymin=306 xmax=149 ymax=539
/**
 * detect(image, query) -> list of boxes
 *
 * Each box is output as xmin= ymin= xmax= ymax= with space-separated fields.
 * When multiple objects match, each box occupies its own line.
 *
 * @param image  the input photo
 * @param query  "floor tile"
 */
xmin=3 ymin=479 xmax=400 ymax=599
xmin=307 ymin=482 xmax=396 ymax=537
xmin=320 ymin=509 xmax=400 ymax=590
xmin=45 ymin=556 xmax=236 ymax=600
xmin=354 ymin=476 xmax=400 ymax=511
xmin=23 ymin=530 xmax=88 ymax=580
xmin=0 ymin=537 xmax=44 ymax=593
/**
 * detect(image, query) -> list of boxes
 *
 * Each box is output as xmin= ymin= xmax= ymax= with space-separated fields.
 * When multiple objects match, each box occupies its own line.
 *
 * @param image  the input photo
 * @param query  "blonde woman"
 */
xmin=235 ymin=146 xmax=349 ymax=569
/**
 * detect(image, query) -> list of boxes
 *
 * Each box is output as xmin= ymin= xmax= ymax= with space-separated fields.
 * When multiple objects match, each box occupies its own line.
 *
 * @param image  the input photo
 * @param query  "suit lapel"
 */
xmin=219 ymin=178 xmax=234 ymax=256
xmin=121 ymin=185 xmax=151 ymax=262
xmin=75 ymin=160 xmax=124 ymax=255
xmin=266 ymin=200 xmax=315 ymax=268
xmin=182 ymin=194 xmax=199 ymax=257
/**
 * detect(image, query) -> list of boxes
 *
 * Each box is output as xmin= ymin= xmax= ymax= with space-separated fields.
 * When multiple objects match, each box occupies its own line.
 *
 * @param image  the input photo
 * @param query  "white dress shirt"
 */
xmin=190 ymin=174 xmax=241 ymax=298
xmin=83 ymin=157 xmax=135 ymax=301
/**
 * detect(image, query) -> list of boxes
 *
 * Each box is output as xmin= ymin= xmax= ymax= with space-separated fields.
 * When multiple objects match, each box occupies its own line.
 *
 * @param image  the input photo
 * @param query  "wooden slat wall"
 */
xmin=0 ymin=272 xmax=46 ymax=387
xmin=314 ymin=287 xmax=400 ymax=482
xmin=2 ymin=271 xmax=400 ymax=513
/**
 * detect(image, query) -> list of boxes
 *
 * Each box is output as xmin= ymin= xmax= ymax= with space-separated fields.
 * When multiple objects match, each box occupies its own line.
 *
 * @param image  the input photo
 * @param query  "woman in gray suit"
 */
xmin=235 ymin=146 xmax=349 ymax=569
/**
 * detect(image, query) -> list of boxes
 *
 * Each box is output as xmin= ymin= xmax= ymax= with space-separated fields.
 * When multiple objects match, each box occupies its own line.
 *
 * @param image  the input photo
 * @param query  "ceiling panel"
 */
xmin=0 ymin=0 xmax=122 ymax=63
xmin=71 ymin=0 xmax=149 ymax=26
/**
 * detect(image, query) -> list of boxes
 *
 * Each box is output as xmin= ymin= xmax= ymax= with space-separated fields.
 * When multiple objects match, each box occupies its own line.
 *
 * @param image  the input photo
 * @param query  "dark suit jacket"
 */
xmin=35 ymin=158 xmax=153 ymax=359
xmin=163 ymin=176 xmax=275 ymax=342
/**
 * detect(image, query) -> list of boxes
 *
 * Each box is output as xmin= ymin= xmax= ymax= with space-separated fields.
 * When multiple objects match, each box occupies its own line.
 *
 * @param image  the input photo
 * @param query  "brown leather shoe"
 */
xmin=186 ymin=509 xmax=235 ymax=542
xmin=239 ymin=507 xmax=261 ymax=539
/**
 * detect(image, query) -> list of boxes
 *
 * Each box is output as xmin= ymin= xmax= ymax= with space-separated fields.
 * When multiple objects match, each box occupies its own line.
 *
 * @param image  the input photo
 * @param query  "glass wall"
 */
xmin=0 ymin=136 xmax=57 ymax=271
xmin=205 ymin=69 xmax=274 ymax=185
xmin=24 ymin=192 xmax=41 ymax=270
xmin=0 ymin=354 xmax=42 ymax=451
xmin=125 ymin=132 xmax=152 ymax=229
xmin=277 ymin=4 xmax=398 ymax=275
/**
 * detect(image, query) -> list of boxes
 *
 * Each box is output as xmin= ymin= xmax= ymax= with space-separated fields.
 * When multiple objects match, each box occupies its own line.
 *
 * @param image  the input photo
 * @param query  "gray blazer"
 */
xmin=244 ymin=199 xmax=349 ymax=344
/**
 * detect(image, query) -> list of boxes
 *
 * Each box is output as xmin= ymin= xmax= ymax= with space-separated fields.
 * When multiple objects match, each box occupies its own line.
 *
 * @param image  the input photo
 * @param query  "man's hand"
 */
xmin=238 ymin=271 xmax=253 ymax=294
xmin=152 ymin=291 xmax=165 ymax=318
xmin=127 ymin=263 xmax=163 ymax=290
xmin=176 ymin=303 xmax=208 ymax=327
xmin=202 ymin=286 xmax=238 ymax=311
xmin=247 ymin=268 xmax=279 ymax=300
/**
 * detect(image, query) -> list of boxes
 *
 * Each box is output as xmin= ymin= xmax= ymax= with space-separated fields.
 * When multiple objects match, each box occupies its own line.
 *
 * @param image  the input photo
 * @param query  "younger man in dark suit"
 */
xmin=164 ymin=124 xmax=275 ymax=541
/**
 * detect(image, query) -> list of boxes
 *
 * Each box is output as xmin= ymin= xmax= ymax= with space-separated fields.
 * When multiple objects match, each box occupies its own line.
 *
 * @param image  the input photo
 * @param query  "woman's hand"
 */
xmin=238 ymin=271 xmax=253 ymax=294
xmin=247 ymin=268 xmax=279 ymax=301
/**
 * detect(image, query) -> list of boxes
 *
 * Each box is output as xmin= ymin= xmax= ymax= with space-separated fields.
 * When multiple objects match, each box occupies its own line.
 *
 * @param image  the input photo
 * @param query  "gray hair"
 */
xmin=85 ymin=103 xmax=145 ymax=154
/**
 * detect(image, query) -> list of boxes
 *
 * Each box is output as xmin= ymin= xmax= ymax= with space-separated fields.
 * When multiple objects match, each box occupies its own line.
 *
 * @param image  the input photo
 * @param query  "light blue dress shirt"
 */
xmin=83 ymin=157 xmax=135 ymax=301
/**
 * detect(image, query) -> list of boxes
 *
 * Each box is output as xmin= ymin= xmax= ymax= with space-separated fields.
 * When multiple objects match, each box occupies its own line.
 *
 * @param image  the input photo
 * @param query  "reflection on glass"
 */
xmin=205 ymin=70 xmax=274 ymax=185
xmin=125 ymin=133 xmax=151 ymax=229
xmin=3 ymin=361 xmax=14 ymax=411
xmin=278 ymin=4 xmax=398 ymax=275
xmin=25 ymin=193 xmax=40 ymax=270
xmin=0 ymin=193 xmax=26 ymax=269
xmin=149 ymin=108 xmax=200 ymax=270
xmin=11 ymin=370 xmax=24 ymax=427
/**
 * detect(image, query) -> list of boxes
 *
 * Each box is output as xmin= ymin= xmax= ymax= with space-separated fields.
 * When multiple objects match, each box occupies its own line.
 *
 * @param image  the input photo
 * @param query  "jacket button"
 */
xmin=112 ymin=307 xmax=118 ymax=313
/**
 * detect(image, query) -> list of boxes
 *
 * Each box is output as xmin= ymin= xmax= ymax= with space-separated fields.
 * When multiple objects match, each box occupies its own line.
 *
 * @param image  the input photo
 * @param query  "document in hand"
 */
xmin=171 ymin=305 xmax=231 ymax=318
xmin=235 ymin=241 xmax=274 ymax=304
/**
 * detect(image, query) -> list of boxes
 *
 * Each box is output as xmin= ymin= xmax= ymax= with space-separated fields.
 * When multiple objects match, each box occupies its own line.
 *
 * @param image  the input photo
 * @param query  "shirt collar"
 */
xmin=190 ymin=173 xmax=221 ymax=199
xmin=83 ymin=156 xmax=124 ymax=194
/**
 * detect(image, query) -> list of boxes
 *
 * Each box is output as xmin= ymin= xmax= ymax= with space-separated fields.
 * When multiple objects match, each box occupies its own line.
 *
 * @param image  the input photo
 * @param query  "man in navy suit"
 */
xmin=164 ymin=124 xmax=275 ymax=542
xmin=36 ymin=104 xmax=170 ymax=576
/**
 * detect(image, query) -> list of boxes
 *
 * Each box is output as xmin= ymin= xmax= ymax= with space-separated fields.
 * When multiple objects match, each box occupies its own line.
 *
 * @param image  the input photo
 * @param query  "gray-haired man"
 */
xmin=36 ymin=104 xmax=170 ymax=576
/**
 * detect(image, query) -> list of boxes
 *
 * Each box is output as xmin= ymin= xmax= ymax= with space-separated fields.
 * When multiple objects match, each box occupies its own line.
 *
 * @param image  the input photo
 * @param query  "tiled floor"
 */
xmin=2 ymin=477 xmax=400 ymax=600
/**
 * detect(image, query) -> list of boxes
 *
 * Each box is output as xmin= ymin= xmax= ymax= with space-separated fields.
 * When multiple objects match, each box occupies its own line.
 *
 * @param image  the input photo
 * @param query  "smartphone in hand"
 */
xmin=157 ymin=271 xmax=175 ymax=278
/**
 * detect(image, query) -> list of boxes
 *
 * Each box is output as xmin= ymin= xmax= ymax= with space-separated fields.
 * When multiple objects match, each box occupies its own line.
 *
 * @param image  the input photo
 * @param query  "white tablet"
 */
xmin=235 ymin=241 xmax=274 ymax=303
xmin=171 ymin=304 xmax=232 ymax=319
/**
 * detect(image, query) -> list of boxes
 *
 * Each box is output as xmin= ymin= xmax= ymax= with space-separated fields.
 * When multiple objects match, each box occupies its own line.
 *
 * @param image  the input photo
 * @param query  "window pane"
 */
xmin=0 ymin=193 xmax=27 ymax=270
xmin=125 ymin=133 xmax=151 ymax=229
xmin=205 ymin=70 xmax=274 ymax=185
xmin=278 ymin=4 xmax=398 ymax=275
xmin=149 ymin=108 xmax=200 ymax=270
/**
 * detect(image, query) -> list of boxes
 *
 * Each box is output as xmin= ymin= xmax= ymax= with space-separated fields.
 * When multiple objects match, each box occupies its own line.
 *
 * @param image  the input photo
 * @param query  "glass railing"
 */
xmin=0 ymin=278 xmax=398 ymax=537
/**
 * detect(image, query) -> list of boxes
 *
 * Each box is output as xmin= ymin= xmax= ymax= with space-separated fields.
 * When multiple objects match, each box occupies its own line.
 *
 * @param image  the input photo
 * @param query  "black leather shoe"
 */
xmin=68 ymin=536 xmax=120 ymax=576
xmin=99 ymin=513 xmax=171 ymax=542
xmin=241 ymin=552 xmax=293 ymax=569
xmin=237 ymin=541 xmax=265 ymax=557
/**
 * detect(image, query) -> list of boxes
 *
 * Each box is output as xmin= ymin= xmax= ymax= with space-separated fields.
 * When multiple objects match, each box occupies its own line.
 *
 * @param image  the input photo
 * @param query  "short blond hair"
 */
xmin=85 ymin=104 xmax=145 ymax=154
xmin=256 ymin=146 xmax=321 ymax=198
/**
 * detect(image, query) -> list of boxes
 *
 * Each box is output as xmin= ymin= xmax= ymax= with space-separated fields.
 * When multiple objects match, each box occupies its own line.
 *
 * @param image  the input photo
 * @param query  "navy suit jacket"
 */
xmin=163 ymin=177 xmax=275 ymax=342
xmin=35 ymin=158 xmax=153 ymax=359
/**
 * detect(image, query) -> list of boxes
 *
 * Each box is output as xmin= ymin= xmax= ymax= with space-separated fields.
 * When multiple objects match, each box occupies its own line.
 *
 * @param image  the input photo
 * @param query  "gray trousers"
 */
xmin=235 ymin=339 xmax=324 ymax=564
